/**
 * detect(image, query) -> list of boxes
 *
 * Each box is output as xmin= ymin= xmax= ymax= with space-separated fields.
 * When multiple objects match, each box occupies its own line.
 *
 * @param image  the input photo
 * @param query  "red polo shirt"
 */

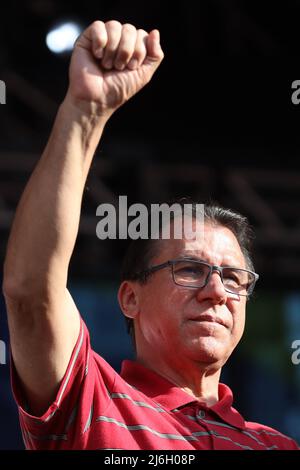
xmin=12 ymin=319 xmax=299 ymax=450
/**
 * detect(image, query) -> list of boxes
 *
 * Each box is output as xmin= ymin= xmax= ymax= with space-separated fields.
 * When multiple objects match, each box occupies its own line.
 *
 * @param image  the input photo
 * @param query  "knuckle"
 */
xmin=137 ymin=29 xmax=148 ymax=36
xmin=123 ymin=23 xmax=136 ymax=34
xmin=91 ymin=20 xmax=106 ymax=38
xmin=135 ymin=41 xmax=147 ymax=56
xmin=106 ymin=20 xmax=122 ymax=30
xmin=137 ymin=32 xmax=148 ymax=48
xmin=92 ymin=20 xmax=105 ymax=29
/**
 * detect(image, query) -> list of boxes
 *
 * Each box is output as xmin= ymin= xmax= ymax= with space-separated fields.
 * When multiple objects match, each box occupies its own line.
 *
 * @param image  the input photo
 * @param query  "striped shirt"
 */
xmin=12 ymin=319 xmax=299 ymax=450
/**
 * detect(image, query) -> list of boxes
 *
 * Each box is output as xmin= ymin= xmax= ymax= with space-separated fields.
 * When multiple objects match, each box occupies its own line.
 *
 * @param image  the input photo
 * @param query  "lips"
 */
xmin=189 ymin=314 xmax=227 ymax=328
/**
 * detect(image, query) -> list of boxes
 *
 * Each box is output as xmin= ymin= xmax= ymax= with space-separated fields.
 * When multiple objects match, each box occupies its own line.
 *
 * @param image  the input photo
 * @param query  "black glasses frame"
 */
xmin=135 ymin=258 xmax=259 ymax=297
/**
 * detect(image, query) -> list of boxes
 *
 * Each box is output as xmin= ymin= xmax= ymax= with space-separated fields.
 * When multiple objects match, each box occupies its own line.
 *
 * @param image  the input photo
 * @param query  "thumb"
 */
xmin=144 ymin=29 xmax=164 ymax=68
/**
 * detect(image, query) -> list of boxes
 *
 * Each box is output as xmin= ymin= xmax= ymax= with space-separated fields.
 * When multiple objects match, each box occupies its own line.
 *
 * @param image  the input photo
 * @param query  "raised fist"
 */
xmin=67 ymin=20 xmax=164 ymax=115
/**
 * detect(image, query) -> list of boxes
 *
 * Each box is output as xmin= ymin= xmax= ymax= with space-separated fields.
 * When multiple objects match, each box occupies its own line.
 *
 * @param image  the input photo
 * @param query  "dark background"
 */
xmin=0 ymin=0 xmax=300 ymax=449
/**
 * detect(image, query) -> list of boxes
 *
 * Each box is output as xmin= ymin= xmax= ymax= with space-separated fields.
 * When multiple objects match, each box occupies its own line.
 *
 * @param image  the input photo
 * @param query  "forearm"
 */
xmin=1 ymin=20 xmax=163 ymax=416
xmin=4 ymin=96 xmax=109 ymax=297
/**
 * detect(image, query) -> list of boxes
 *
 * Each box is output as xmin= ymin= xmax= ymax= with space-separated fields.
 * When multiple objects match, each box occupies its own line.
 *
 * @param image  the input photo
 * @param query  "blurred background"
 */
xmin=1 ymin=0 xmax=300 ymax=449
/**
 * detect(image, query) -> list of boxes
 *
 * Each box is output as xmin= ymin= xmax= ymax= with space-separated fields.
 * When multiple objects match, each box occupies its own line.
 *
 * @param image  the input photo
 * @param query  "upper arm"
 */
xmin=5 ymin=288 xmax=80 ymax=416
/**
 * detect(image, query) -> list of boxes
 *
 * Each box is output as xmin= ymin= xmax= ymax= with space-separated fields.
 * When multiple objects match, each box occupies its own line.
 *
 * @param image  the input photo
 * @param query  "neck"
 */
xmin=136 ymin=354 xmax=221 ymax=407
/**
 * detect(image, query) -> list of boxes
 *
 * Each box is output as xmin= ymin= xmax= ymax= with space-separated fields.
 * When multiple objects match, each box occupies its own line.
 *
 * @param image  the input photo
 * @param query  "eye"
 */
xmin=228 ymin=274 xmax=240 ymax=282
xmin=174 ymin=263 xmax=206 ymax=277
xmin=223 ymin=269 xmax=246 ymax=286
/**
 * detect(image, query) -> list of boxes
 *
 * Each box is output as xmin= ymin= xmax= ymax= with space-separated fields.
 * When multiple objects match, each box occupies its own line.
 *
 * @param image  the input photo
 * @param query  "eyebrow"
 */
xmin=176 ymin=254 xmax=207 ymax=263
xmin=176 ymin=253 xmax=243 ymax=269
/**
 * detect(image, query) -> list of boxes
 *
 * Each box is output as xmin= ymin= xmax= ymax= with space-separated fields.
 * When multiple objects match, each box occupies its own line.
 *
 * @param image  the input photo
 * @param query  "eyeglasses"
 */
xmin=135 ymin=258 xmax=259 ymax=297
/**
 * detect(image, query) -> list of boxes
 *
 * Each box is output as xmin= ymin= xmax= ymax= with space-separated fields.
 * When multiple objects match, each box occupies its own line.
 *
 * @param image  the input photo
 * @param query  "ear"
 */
xmin=118 ymin=281 xmax=140 ymax=320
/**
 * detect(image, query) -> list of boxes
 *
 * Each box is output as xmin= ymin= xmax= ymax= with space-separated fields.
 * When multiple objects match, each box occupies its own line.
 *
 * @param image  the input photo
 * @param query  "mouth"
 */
xmin=189 ymin=314 xmax=227 ymax=328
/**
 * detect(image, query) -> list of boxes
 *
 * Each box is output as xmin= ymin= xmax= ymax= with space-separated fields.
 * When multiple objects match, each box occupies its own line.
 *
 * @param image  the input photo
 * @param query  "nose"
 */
xmin=196 ymin=270 xmax=227 ymax=305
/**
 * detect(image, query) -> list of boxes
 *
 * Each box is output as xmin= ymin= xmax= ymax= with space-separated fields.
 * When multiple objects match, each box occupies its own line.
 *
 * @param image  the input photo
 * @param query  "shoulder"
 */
xmin=244 ymin=421 xmax=299 ymax=450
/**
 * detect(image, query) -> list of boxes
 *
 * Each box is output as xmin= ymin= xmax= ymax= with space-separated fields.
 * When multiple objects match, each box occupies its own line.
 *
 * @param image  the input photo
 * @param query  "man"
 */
xmin=3 ymin=20 xmax=298 ymax=450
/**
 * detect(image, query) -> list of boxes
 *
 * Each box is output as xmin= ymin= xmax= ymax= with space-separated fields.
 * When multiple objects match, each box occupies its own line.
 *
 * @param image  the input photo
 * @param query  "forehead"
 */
xmin=156 ymin=222 xmax=246 ymax=268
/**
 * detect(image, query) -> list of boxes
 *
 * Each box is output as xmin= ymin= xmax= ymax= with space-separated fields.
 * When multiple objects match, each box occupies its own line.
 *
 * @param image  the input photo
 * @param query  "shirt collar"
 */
xmin=120 ymin=360 xmax=245 ymax=430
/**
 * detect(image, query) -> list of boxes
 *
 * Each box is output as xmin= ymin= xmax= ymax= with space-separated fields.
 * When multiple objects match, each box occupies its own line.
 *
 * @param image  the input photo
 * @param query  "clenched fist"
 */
xmin=67 ymin=20 xmax=164 ymax=116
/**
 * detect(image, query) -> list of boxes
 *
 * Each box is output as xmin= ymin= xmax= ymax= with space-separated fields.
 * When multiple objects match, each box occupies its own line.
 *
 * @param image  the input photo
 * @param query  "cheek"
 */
xmin=230 ymin=303 xmax=246 ymax=341
xmin=139 ymin=285 xmax=185 ymax=333
xmin=142 ymin=280 xmax=185 ymax=310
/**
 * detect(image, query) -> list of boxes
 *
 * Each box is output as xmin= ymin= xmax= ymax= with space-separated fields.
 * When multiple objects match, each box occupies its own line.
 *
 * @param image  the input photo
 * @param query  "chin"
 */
xmin=187 ymin=337 xmax=231 ymax=365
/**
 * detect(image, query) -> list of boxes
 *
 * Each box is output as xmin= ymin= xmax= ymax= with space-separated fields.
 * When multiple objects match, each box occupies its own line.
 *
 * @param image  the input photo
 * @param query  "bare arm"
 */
xmin=3 ymin=20 xmax=163 ymax=415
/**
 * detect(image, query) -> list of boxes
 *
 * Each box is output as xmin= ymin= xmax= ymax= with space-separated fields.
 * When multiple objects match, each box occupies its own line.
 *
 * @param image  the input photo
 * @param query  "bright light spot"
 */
xmin=46 ymin=22 xmax=82 ymax=54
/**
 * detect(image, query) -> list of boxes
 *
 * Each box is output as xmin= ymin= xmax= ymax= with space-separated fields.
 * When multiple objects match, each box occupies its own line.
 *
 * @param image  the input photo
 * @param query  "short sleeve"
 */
xmin=10 ymin=318 xmax=116 ymax=449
